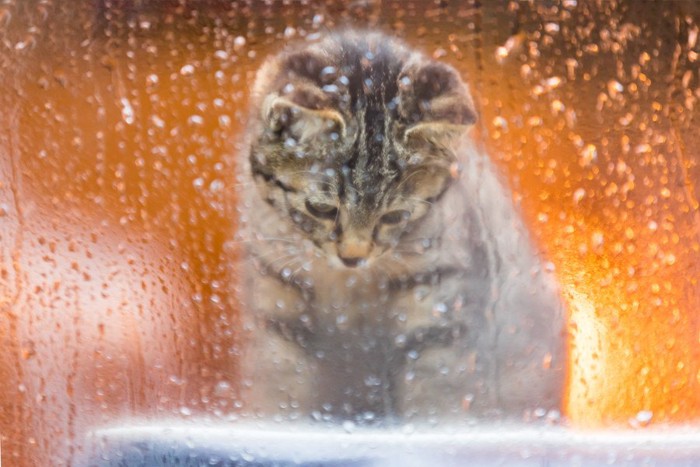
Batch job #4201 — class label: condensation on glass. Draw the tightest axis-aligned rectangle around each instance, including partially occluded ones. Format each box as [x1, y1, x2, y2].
[0, 0, 698, 465]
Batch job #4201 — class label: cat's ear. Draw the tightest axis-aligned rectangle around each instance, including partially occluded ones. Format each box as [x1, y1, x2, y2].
[262, 95, 347, 143]
[402, 164, 453, 202]
[398, 60, 477, 144]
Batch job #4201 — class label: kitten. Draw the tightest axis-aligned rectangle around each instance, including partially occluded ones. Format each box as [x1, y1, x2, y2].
[234, 30, 565, 426]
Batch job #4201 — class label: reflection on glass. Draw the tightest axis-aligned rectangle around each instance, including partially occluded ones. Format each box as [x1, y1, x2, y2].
[0, 0, 698, 465]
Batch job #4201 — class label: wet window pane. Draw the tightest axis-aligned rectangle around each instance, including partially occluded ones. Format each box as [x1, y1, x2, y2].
[0, 0, 699, 465]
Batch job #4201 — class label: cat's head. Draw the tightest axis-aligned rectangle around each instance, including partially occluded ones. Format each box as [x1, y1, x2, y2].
[247, 32, 476, 268]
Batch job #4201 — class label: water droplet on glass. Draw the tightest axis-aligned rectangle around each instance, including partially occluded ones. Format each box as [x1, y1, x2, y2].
[544, 23, 560, 34]
[402, 423, 415, 435]
[546, 410, 562, 424]
[312, 14, 324, 27]
[342, 420, 356, 433]
[607, 79, 624, 98]
[209, 179, 223, 193]
[120, 98, 134, 125]
[492, 116, 508, 129]
[578, 144, 597, 167]
[591, 231, 604, 251]
[544, 76, 562, 90]
[241, 450, 255, 462]
[688, 26, 698, 49]
[364, 375, 381, 387]
[433, 302, 447, 315]
[14, 34, 36, 51]
[233, 35, 246, 52]
[633, 410, 653, 427]
[151, 115, 165, 128]
[551, 99, 565, 114]
[462, 394, 475, 410]
[179, 64, 195, 76]
[188, 115, 204, 126]
[495, 33, 524, 62]
[0, 7, 11, 29]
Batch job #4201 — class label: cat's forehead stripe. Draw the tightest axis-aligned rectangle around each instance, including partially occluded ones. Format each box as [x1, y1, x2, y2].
[339, 39, 402, 205]
[253, 31, 467, 212]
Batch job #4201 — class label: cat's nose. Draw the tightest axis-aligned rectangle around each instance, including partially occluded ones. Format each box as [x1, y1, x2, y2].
[339, 255, 363, 268]
[337, 238, 371, 267]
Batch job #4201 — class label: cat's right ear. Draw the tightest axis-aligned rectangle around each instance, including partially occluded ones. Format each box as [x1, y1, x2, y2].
[262, 95, 346, 144]
[398, 60, 477, 145]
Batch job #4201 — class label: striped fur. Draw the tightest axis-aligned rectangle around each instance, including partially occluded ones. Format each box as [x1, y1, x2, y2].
[246, 31, 475, 262]
[235, 30, 565, 426]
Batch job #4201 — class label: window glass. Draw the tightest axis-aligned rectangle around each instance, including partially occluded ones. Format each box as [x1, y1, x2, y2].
[0, 1, 698, 465]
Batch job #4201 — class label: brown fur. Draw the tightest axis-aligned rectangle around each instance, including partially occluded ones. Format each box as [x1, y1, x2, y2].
[234, 30, 565, 426]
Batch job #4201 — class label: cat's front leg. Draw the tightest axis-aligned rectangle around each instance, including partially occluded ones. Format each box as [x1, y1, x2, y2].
[238, 264, 318, 421]
[393, 265, 565, 423]
[390, 267, 498, 422]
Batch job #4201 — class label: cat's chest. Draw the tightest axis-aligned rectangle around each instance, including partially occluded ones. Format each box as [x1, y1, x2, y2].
[313, 269, 376, 297]
[304, 266, 393, 325]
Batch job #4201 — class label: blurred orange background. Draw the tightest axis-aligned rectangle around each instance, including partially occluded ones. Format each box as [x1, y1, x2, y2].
[0, 0, 699, 465]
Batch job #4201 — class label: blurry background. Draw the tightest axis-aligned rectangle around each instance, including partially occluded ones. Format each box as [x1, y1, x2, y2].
[0, 0, 698, 465]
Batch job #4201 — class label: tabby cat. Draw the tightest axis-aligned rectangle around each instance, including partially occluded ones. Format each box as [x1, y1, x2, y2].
[234, 30, 564, 426]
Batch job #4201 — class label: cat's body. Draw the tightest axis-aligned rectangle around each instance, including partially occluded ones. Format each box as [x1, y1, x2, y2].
[235, 30, 564, 425]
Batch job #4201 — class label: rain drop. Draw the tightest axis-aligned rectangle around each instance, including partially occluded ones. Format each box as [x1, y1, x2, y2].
[233, 35, 246, 52]
[120, 98, 135, 125]
[180, 64, 195, 76]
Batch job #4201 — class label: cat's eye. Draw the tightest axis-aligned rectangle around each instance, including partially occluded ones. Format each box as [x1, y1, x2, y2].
[379, 210, 411, 225]
[305, 199, 338, 220]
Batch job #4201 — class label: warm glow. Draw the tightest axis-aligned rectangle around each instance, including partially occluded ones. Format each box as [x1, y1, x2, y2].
[481, 72, 700, 426]
[566, 286, 607, 426]
[1, 2, 699, 464]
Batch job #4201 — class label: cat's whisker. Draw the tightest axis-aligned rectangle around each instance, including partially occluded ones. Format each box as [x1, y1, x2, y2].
[230, 180, 255, 187]
[229, 179, 263, 191]
[386, 253, 416, 278]
[374, 257, 402, 281]
[397, 236, 441, 248]
[284, 170, 339, 190]
[229, 241, 299, 259]
[251, 250, 304, 270]
[390, 249, 422, 258]
[268, 255, 300, 271]
[275, 257, 305, 282]
[394, 195, 434, 207]
[372, 261, 395, 283]
[263, 246, 305, 262]
[391, 242, 429, 255]
[370, 263, 386, 283]
[392, 168, 428, 194]
[228, 237, 298, 246]
[289, 260, 311, 283]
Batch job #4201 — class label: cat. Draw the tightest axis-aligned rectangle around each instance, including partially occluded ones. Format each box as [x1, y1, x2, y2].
[234, 29, 565, 426]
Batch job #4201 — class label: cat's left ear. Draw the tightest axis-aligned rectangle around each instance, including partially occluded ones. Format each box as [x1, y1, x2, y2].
[262, 94, 347, 144]
[398, 60, 477, 143]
